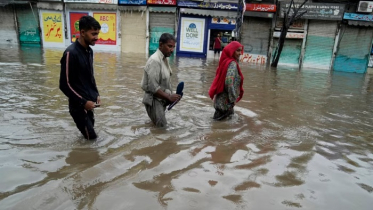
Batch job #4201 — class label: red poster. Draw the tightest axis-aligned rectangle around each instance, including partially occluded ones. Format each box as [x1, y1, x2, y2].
[147, 0, 176, 6]
[246, 4, 277, 12]
[69, 12, 88, 43]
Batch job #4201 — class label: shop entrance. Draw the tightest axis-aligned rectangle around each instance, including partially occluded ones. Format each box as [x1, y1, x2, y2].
[209, 29, 233, 51]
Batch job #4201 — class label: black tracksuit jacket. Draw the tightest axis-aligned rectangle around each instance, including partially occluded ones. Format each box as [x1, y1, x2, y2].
[59, 40, 99, 107]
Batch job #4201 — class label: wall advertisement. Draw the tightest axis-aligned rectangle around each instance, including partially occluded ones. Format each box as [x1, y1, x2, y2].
[93, 13, 116, 45]
[42, 12, 63, 43]
[69, 12, 88, 43]
[179, 17, 205, 53]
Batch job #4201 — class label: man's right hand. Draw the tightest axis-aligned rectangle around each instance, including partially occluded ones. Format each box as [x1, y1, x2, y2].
[168, 94, 181, 103]
[84, 101, 96, 110]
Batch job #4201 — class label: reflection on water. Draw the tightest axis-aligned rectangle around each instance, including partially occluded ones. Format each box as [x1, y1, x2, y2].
[0, 44, 373, 210]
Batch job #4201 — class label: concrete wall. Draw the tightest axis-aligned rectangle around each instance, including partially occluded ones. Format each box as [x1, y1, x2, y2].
[120, 11, 146, 54]
[0, 5, 18, 45]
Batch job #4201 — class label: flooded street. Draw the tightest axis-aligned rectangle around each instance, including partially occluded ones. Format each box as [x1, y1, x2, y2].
[1, 44, 373, 210]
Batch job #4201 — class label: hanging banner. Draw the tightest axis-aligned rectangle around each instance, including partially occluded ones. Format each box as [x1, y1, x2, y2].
[118, 0, 146, 5]
[93, 13, 116, 45]
[69, 12, 88, 43]
[246, 3, 276, 12]
[42, 12, 63, 43]
[179, 17, 205, 53]
[147, 0, 176, 6]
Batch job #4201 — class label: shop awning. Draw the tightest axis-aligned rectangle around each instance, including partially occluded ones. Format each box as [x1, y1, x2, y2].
[348, 20, 373, 27]
[179, 8, 237, 18]
[37, 2, 63, 11]
[118, 6, 146, 12]
[148, 6, 176, 13]
[66, 3, 118, 10]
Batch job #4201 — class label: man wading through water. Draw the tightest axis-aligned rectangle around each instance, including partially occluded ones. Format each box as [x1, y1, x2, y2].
[141, 33, 181, 127]
[59, 16, 101, 140]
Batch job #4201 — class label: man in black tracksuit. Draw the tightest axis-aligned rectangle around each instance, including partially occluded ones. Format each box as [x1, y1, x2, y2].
[59, 16, 101, 140]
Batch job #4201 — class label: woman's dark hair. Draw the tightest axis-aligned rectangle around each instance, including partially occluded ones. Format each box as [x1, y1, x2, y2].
[79, 16, 101, 31]
[159, 33, 176, 44]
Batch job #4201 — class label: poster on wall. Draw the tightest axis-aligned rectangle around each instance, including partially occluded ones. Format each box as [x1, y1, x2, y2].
[149, 27, 174, 55]
[179, 17, 205, 53]
[70, 12, 88, 43]
[93, 13, 116, 45]
[42, 12, 63, 43]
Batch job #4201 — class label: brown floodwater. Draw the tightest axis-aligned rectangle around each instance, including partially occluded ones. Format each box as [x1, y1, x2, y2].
[0, 44, 373, 210]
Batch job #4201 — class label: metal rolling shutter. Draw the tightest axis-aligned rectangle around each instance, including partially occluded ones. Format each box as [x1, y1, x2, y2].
[120, 11, 146, 53]
[0, 5, 18, 44]
[149, 9, 175, 55]
[303, 20, 337, 70]
[273, 38, 302, 67]
[16, 4, 41, 45]
[241, 17, 271, 56]
[333, 25, 373, 73]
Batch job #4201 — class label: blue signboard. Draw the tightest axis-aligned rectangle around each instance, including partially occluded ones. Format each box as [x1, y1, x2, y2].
[177, 0, 238, 11]
[118, 0, 146, 5]
[344, 13, 373, 22]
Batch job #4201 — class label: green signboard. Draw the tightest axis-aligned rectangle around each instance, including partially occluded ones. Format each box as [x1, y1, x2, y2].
[149, 27, 174, 56]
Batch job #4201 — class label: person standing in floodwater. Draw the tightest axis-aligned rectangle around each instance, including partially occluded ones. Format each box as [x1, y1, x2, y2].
[213, 33, 222, 59]
[141, 33, 181, 127]
[209, 41, 244, 120]
[59, 16, 101, 140]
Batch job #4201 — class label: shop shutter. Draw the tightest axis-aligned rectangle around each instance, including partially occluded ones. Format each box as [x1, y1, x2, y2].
[333, 25, 373, 73]
[273, 38, 302, 67]
[121, 11, 146, 53]
[241, 17, 271, 56]
[149, 12, 175, 55]
[0, 5, 18, 44]
[303, 20, 337, 70]
[16, 4, 41, 45]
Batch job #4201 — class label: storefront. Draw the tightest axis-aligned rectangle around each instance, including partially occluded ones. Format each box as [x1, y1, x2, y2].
[147, 0, 177, 56]
[0, 2, 18, 45]
[278, 2, 344, 69]
[65, 0, 120, 51]
[176, 0, 238, 58]
[15, 2, 41, 46]
[333, 13, 373, 74]
[241, 3, 276, 65]
[118, 0, 147, 54]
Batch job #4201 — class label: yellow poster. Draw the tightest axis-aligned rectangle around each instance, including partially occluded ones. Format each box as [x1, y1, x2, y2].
[42, 12, 63, 43]
[93, 13, 116, 45]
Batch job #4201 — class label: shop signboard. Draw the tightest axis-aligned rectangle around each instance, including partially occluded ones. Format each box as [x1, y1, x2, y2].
[280, 2, 345, 20]
[211, 17, 236, 25]
[69, 12, 88, 43]
[273, 31, 305, 39]
[149, 27, 174, 55]
[276, 19, 305, 30]
[179, 17, 205, 53]
[118, 0, 146, 5]
[344, 13, 373, 22]
[93, 13, 116, 45]
[147, 0, 176, 6]
[42, 12, 63, 43]
[64, 0, 118, 3]
[246, 3, 276, 12]
[178, 0, 238, 11]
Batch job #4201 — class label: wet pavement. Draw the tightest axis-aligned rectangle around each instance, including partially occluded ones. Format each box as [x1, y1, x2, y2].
[0, 44, 373, 210]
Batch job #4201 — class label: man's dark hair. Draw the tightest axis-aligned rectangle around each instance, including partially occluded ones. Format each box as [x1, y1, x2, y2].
[79, 16, 101, 31]
[159, 33, 176, 44]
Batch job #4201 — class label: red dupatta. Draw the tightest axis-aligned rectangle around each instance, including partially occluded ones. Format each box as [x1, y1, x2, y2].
[208, 41, 244, 102]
